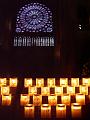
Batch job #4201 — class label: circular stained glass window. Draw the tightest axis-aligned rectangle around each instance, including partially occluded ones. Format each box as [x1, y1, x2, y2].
[16, 3, 53, 32]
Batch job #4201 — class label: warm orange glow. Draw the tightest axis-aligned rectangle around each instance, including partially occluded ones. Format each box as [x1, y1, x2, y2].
[71, 78, 79, 86]
[76, 93, 85, 105]
[47, 78, 55, 87]
[67, 86, 75, 95]
[41, 104, 51, 118]
[36, 78, 44, 87]
[1, 86, 10, 95]
[2, 94, 12, 106]
[24, 78, 32, 87]
[55, 86, 63, 95]
[24, 104, 34, 118]
[28, 86, 37, 95]
[20, 94, 30, 106]
[9, 78, 18, 87]
[48, 94, 57, 106]
[82, 78, 90, 86]
[41, 87, 50, 96]
[60, 78, 68, 87]
[71, 103, 81, 118]
[61, 94, 70, 105]
[56, 104, 66, 118]
[80, 85, 88, 95]
[0, 78, 7, 86]
[33, 94, 42, 106]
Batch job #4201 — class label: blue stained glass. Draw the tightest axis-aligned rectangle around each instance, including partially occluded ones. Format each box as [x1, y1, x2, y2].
[16, 3, 53, 32]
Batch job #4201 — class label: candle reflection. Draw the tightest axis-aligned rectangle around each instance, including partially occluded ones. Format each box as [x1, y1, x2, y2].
[56, 104, 66, 118]
[71, 103, 81, 118]
[41, 104, 51, 118]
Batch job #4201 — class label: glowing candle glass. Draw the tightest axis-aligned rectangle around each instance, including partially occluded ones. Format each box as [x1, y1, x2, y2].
[67, 86, 75, 95]
[24, 104, 34, 118]
[60, 78, 68, 87]
[1, 86, 10, 95]
[61, 94, 70, 105]
[71, 103, 81, 118]
[48, 94, 57, 106]
[41, 87, 50, 96]
[76, 93, 85, 105]
[28, 86, 37, 95]
[33, 94, 42, 106]
[56, 104, 66, 118]
[47, 78, 55, 87]
[24, 78, 32, 87]
[20, 94, 30, 106]
[71, 78, 79, 87]
[36, 78, 44, 87]
[41, 104, 51, 118]
[0, 78, 7, 86]
[82, 78, 90, 86]
[9, 78, 18, 87]
[55, 86, 63, 95]
[2, 94, 12, 106]
[80, 85, 88, 95]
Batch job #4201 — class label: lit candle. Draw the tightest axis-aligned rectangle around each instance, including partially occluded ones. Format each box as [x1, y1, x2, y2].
[67, 86, 75, 95]
[80, 85, 88, 95]
[71, 78, 79, 87]
[28, 86, 37, 95]
[2, 94, 12, 106]
[24, 78, 32, 87]
[56, 104, 66, 118]
[76, 93, 85, 105]
[60, 78, 68, 87]
[55, 86, 63, 95]
[71, 103, 81, 118]
[36, 78, 44, 87]
[47, 78, 55, 87]
[20, 94, 30, 106]
[24, 104, 34, 118]
[9, 78, 18, 87]
[41, 87, 50, 96]
[61, 94, 70, 105]
[41, 104, 51, 118]
[33, 94, 42, 106]
[82, 78, 90, 86]
[1, 86, 10, 95]
[0, 78, 7, 86]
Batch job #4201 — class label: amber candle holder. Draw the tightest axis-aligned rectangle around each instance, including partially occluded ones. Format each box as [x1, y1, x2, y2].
[71, 78, 79, 87]
[48, 94, 57, 106]
[36, 78, 44, 87]
[41, 87, 50, 96]
[47, 78, 55, 87]
[20, 94, 30, 106]
[9, 78, 18, 87]
[60, 78, 68, 87]
[76, 93, 85, 105]
[61, 94, 70, 105]
[2, 94, 12, 106]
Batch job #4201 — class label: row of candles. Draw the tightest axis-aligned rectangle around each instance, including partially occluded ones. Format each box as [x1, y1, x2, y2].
[0, 78, 90, 87]
[24, 78, 90, 87]
[24, 103, 82, 118]
[20, 93, 86, 106]
[0, 93, 86, 106]
[0, 85, 89, 96]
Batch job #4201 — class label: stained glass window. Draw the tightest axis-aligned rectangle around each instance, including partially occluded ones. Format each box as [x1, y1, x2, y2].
[16, 3, 53, 32]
